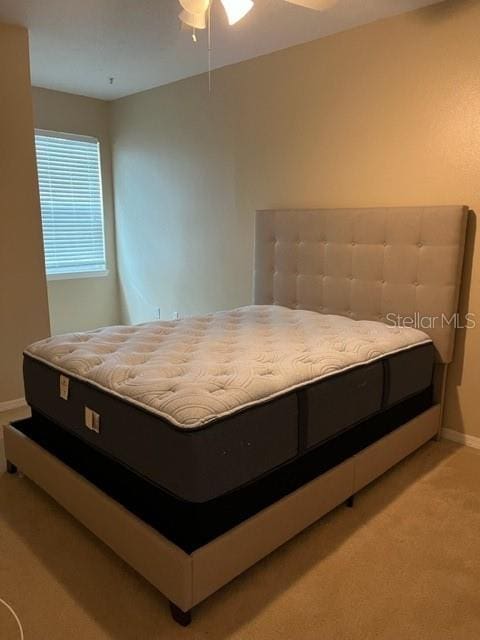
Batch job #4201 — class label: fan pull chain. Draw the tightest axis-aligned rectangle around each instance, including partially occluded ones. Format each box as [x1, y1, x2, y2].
[208, 4, 212, 94]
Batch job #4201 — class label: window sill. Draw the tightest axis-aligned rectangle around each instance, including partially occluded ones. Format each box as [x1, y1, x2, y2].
[47, 270, 110, 282]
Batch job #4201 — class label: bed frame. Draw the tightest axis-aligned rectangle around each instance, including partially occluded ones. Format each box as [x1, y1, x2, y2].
[4, 206, 468, 626]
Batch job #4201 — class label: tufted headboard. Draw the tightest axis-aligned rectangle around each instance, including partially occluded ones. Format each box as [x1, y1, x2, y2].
[254, 206, 468, 363]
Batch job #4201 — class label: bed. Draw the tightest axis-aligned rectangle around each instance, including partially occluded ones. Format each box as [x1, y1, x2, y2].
[4, 205, 468, 626]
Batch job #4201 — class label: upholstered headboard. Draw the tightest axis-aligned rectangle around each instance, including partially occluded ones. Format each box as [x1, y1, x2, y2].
[254, 206, 468, 363]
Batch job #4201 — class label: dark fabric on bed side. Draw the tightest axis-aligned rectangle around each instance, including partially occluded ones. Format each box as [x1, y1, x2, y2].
[24, 356, 299, 503]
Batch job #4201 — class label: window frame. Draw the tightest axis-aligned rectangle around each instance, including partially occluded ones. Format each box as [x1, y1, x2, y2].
[35, 128, 109, 281]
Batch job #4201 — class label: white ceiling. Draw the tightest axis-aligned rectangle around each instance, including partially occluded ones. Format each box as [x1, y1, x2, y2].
[0, 0, 441, 100]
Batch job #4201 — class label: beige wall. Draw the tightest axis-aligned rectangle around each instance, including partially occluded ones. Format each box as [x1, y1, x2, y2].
[0, 24, 51, 403]
[111, 0, 480, 438]
[32, 87, 121, 335]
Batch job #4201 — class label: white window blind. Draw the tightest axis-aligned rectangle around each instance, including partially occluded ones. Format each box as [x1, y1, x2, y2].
[35, 131, 107, 277]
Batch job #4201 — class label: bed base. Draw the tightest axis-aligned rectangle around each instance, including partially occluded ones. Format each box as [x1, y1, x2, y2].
[3, 403, 440, 626]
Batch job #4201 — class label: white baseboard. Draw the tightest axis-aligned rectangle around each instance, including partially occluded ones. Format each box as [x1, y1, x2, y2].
[0, 398, 26, 413]
[442, 428, 480, 450]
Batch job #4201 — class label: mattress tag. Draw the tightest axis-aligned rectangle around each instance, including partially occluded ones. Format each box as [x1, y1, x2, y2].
[59, 375, 70, 400]
[85, 407, 101, 434]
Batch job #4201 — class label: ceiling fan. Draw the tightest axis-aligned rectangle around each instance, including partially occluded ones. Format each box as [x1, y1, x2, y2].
[178, 0, 336, 32]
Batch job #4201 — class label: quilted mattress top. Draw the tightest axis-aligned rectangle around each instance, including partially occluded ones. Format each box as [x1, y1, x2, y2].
[24, 305, 431, 429]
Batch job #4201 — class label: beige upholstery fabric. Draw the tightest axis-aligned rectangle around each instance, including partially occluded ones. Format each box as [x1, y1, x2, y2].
[254, 207, 468, 363]
[190, 404, 439, 607]
[3, 424, 193, 611]
[3, 404, 440, 613]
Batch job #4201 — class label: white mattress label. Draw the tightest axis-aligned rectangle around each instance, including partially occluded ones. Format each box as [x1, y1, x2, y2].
[85, 407, 101, 434]
[59, 374, 69, 401]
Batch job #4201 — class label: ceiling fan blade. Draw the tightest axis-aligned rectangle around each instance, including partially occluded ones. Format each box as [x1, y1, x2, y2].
[284, 0, 337, 10]
[220, 0, 254, 25]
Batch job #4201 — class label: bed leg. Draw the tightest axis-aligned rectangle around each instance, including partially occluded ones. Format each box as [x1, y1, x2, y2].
[346, 495, 355, 508]
[169, 602, 192, 627]
[6, 461, 18, 475]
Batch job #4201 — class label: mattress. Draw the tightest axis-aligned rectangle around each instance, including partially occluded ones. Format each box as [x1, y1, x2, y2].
[23, 305, 434, 502]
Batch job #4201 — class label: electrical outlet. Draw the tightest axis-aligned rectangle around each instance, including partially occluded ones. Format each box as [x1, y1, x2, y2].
[173, 311, 180, 320]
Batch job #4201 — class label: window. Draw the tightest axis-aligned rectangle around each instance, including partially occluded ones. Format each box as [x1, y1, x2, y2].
[35, 130, 107, 278]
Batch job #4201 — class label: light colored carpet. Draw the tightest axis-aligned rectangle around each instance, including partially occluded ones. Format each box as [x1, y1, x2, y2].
[1, 419, 479, 639]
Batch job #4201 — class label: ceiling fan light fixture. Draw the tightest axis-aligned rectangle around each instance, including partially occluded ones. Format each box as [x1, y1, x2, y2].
[220, 0, 254, 26]
[179, 0, 210, 13]
[179, 8, 207, 29]
[284, 0, 337, 8]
